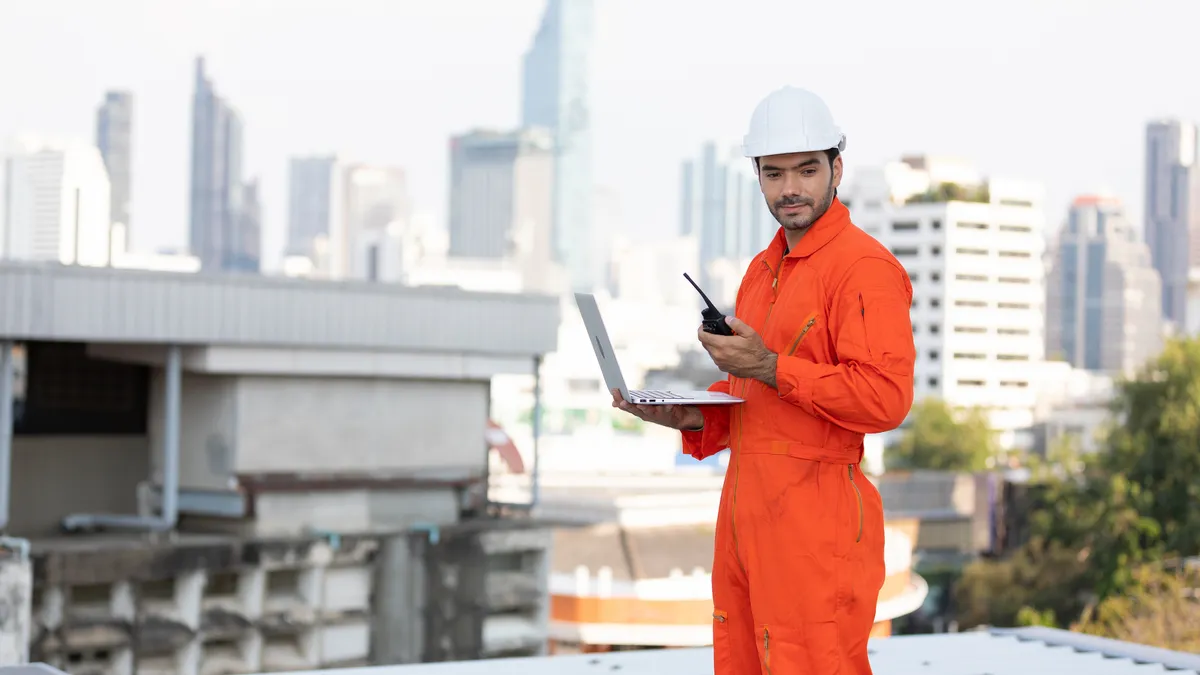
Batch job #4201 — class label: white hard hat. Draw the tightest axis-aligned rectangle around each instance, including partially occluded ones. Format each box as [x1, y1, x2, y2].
[742, 86, 846, 159]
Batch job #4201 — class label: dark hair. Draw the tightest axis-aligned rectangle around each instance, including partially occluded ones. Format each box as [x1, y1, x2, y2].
[754, 147, 840, 172]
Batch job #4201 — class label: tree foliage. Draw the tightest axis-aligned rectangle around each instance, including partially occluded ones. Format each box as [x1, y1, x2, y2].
[953, 338, 1200, 651]
[904, 182, 990, 204]
[1072, 563, 1200, 652]
[890, 397, 994, 472]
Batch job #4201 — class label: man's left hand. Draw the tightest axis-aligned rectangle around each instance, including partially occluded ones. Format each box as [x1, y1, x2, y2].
[698, 317, 778, 387]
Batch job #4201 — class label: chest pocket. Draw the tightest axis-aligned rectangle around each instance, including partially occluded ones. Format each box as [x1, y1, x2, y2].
[766, 264, 833, 364]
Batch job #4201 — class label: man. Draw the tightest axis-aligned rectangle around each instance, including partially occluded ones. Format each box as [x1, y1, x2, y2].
[612, 86, 915, 673]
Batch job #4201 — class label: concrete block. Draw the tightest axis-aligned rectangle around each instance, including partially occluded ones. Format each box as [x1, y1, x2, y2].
[0, 552, 32, 665]
[316, 621, 371, 665]
[320, 568, 371, 616]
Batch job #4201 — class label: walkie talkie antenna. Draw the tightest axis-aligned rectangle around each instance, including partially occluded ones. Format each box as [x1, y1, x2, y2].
[683, 273, 720, 311]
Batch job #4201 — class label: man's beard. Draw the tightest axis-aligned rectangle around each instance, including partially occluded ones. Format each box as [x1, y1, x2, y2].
[770, 183, 835, 230]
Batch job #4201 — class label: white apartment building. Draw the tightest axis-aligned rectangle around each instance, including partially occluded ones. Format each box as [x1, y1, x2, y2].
[1, 136, 112, 266]
[844, 156, 1047, 448]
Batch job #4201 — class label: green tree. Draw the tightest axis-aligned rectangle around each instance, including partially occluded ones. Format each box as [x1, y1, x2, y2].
[1099, 339, 1200, 561]
[889, 397, 994, 471]
[952, 337, 1200, 634]
[954, 537, 1091, 629]
[1072, 563, 1200, 652]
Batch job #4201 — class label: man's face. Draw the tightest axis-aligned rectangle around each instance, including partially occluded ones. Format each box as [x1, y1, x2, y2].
[758, 151, 843, 232]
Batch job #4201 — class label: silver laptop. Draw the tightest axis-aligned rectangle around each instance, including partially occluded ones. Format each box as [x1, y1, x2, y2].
[574, 293, 743, 406]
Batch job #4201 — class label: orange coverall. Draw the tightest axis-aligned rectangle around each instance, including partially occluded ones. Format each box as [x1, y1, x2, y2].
[682, 198, 915, 674]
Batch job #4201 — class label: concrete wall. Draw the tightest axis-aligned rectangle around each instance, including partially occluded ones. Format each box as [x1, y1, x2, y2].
[148, 374, 491, 490]
[9, 436, 148, 537]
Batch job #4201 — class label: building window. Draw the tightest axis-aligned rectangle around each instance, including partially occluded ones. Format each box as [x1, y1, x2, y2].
[931, 246, 942, 255]
[16, 342, 149, 435]
[912, 298, 919, 308]
[955, 247, 989, 255]
[957, 379, 986, 387]
[892, 221, 920, 231]
[931, 220, 942, 230]
[956, 274, 988, 282]
[999, 199, 1034, 207]
[998, 302, 1031, 310]
[1000, 380, 1029, 388]
[931, 272, 942, 282]
[998, 328, 1030, 336]
[956, 222, 988, 230]
[954, 353, 986, 360]
[930, 298, 941, 308]
[998, 250, 1031, 258]
[999, 224, 1032, 233]
[891, 247, 919, 256]
[929, 324, 941, 334]
[955, 299, 987, 307]
[928, 350, 939, 360]
[954, 326, 987, 334]
[997, 354, 1029, 361]
[909, 272, 919, 282]
[998, 276, 1031, 284]
[928, 377, 939, 387]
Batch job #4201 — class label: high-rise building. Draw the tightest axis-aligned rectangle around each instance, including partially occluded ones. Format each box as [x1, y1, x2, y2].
[284, 158, 408, 281]
[448, 129, 554, 262]
[844, 156, 1047, 448]
[521, 0, 596, 291]
[189, 56, 259, 273]
[1, 136, 112, 266]
[1046, 196, 1162, 376]
[679, 142, 773, 292]
[233, 179, 262, 273]
[286, 155, 340, 258]
[339, 163, 408, 280]
[1144, 119, 1200, 326]
[95, 91, 133, 244]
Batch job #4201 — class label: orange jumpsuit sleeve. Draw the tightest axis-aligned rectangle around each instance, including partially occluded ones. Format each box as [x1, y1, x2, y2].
[774, 257, 915, 434]
[680, 378, 733, 460]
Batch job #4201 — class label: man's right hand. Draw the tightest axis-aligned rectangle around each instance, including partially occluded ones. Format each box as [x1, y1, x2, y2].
[610, 389, 705, 432]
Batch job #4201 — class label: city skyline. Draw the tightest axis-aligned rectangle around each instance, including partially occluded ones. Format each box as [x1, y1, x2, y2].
[3, 0, 1200, 272]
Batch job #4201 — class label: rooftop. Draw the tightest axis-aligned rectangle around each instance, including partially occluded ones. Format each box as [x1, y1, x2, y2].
[263, 628, 1200, 675]
[0, 261, 559, 358]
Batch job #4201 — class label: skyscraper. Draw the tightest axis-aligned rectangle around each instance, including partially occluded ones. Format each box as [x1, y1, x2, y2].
[521, 0, 595, 291]
[287, 155, 340, 258]
[337, 163, 409, 280]
[189, 56, 259, 273]
[1144, 119, 1200, 326]
[447, 128, 554, 261]
[1046, 196, 1162, 375]
[679, 142, 772, 289]
[2, 136, 112, 266]
[95, 91, 133, 245]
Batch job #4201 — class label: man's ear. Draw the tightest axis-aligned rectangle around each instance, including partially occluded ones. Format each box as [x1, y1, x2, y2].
[832, 154, 844, 189]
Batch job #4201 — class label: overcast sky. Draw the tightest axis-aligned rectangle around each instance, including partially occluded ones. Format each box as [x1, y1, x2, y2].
[2, 0, 1198, 270]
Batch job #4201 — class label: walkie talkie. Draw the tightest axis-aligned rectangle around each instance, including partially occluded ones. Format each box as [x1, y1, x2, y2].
[683, 273, 735, 336]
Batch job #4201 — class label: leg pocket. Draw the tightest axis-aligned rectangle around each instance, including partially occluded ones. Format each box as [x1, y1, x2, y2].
[755, 623, 842, 675]
[712, 610, 732, 673]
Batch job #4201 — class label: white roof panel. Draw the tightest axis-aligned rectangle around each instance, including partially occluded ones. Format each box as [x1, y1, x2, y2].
[270, 628, 1200, 675]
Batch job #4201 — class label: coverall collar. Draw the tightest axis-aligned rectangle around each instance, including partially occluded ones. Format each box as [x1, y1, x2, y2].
[770, 197, 851, 260]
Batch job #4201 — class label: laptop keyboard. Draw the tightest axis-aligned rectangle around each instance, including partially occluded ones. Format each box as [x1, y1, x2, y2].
[630, 389, 685, 400]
